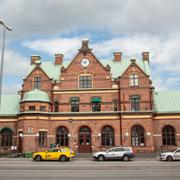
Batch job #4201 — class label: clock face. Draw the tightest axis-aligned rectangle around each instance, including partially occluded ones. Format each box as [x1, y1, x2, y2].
[80, 58, 90, 68]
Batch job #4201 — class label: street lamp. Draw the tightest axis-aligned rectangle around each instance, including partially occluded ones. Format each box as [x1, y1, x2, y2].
[0, 20, 12, 109]
[36, 132, 39, 152]
[68, 118, 73, 162]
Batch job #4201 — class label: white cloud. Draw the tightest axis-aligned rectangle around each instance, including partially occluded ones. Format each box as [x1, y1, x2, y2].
[1, 0, 180, 40]
[2, 83, 21, 95]
[3, 49, 29, 76]
[0, 49, 29, 94]
[22, 38, 81, 58]
[1, 0, 180, 92]
[21, 34, 180, 91]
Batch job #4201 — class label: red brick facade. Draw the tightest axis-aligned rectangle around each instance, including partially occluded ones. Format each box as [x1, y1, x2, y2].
[0, 40, 180, 154]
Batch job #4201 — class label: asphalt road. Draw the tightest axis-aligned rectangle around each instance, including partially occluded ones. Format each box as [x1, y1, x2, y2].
[0, 158, 180, 180]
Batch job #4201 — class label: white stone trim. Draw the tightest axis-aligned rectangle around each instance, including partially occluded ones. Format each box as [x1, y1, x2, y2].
[153, 134, 161, 137]
[38, 129, 48, 132]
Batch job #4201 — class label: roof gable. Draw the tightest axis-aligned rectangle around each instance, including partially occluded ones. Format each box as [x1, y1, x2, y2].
[101, 59, 149, 79]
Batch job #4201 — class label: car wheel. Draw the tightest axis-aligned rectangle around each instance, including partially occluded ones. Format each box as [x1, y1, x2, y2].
[98, 155, 105, 161]
[35, 155, 42, 161]
[166, 156, 173, 161]
[123, 155, 130, 161]
[59, 155, 67, 162]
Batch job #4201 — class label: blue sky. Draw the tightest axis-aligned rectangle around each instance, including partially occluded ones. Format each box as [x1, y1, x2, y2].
[0, 0, 180, 94]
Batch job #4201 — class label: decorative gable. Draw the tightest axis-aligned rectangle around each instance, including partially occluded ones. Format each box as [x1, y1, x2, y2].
[59, 40, 113, 89]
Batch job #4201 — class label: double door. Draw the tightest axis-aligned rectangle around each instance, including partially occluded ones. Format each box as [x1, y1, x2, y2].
[78, 126, 91, 153]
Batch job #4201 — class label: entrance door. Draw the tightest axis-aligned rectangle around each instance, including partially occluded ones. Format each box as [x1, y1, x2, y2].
[78, 126, 91, 153]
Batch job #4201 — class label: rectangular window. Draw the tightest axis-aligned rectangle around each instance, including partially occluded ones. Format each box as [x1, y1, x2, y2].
[131, 96, 140, 111]
[40, 106, 46, 111]
[29, 106, 35, 111]
[130, 74, 138, 86]
[38, 131, 47, 147]
[113, 99, 118, 111]
[79, 76, 92, 88]
[34, 77, 41, 89]
[92, 97, 101, 112]
[27, 127, 33, 133]
[54, 101, 59, 112]
[71, 97, 79, 112]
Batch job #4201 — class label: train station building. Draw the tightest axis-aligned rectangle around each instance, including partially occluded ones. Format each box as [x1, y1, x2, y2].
[0, 40, 180, 153]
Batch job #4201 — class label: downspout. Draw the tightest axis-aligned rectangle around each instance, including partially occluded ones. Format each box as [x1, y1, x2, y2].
[118, 78, 122, 146]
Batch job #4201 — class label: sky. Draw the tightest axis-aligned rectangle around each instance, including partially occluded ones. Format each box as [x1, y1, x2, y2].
[0, 0, 180, 94]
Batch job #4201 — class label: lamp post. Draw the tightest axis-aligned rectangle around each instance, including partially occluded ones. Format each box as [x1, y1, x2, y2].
[0, 20, 12, 109]
[36, 132, 39, 152]
[19, 133, 24, 154]
[68, 118, 73, 162]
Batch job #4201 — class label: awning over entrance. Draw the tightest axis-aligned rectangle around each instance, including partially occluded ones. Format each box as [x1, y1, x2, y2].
[91, 97, 101, 103]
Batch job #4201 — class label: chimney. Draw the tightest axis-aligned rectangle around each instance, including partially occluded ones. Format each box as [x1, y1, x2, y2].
[82, 39, 89, 49]
[78, 39, 92, 54]
[31, 55, 41, 65]
[113, 52, 122, 61]
[55, 54, 63, 65]
[142, 52, 149, 61]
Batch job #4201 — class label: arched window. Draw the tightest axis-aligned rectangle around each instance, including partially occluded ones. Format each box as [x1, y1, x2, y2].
[101, 126, 114, 146]
[56, 127, 68, 146]
[130, 95, 140, 111]
[162, 125, 176, 145]
[131, 125, 145, 146]
[129, 74, 138, 86]
[1, 128, 13, 147]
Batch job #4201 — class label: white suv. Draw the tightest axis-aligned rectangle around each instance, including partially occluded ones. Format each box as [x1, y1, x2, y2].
[159, 147, 180, 161]
[93, 147, 135, 161]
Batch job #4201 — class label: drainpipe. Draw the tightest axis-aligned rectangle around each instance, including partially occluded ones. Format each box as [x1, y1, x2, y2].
[118, 78, 123, 146]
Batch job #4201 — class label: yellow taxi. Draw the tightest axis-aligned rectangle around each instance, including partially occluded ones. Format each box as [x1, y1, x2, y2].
[32, 147, 75, 161]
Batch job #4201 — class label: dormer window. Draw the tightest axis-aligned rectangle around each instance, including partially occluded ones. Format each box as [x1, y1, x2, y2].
[130, 74, 138, 86]
[34, 77, 41, 89]
[79, 75, 92, 88]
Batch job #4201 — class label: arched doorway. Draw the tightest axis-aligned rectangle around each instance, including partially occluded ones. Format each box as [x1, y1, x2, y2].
[78, 126, 91, 153]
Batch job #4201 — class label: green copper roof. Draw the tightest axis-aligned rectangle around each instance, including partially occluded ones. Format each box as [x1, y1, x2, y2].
[154, 91, 180, 113]
[24, 61, 70, 81]
[22, 89, 50, 102]
[25, 58, 150, 81]
[0, 95, 20, 115]
[101, 59, 150, 79]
